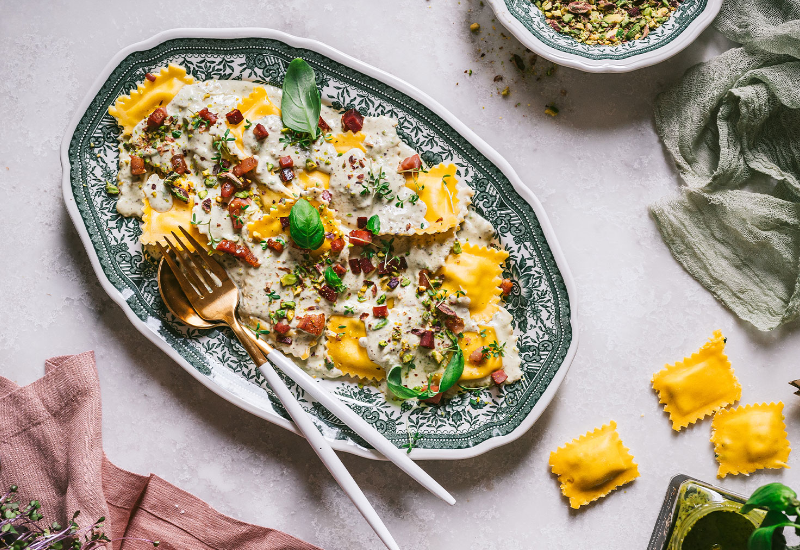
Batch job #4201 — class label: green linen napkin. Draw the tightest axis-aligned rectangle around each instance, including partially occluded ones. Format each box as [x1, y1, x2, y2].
[650, 0, 800, 330]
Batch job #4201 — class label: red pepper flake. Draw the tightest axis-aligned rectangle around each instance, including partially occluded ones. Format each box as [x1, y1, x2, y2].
[253, 123, 269, 140]
[278, 156, 294, 169]
[277, 335, 293, 345]
[145, 72, 157, 82]
[373, 305, 389, 318]
[349, 230, 372, 246]
[147, 107, 168, 129]
[321, 190, 332, 202]
[226, 109, 244, 125]
[197, 108, 217, 125]
[201, 198, 212, 213]
[216, 239, 260, 267]
[349, 258, 362, 274]
[341, 109, 364, 133]
[279, 216, 290, 229]
[491, 369, 508, 385]
[171, 154, 188, 175]
[130, 155, 145, 176]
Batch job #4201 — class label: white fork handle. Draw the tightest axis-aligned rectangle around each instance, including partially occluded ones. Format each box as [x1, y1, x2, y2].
[266, 348, 455, 506]
[258, 360, 400, 550]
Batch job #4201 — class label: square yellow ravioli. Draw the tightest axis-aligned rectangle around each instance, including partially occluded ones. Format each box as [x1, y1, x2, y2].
[652, 330, 741, 430]
[549, 421, 639, 509]
[711, 402, 791, 478]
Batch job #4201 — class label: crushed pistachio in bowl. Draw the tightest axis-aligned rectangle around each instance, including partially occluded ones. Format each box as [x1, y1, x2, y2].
[535, 0, 684, 45]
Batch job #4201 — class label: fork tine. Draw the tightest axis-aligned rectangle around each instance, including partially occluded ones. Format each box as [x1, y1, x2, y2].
[165, 234, 210, 294]
[178, 226, 229, 280]
[171, 230, 217, 289]
[157, 242, 202, 304]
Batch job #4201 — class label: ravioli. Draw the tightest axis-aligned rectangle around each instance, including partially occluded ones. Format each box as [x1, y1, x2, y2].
[651, 330, 741, 430]
[109, 65, 194, 135]
[140, 195, 206, 247]
[549, 421, 639, 509]
[326, 316, 384, 380]
[711, 402, 791, 478]
[458, 327, 503, 380]
[111, 67, 521, 395]
[228, 86, 281, 152]
[440, 243, 509, 323]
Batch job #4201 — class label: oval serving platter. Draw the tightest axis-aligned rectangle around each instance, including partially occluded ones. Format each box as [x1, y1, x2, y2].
[61, 28, 578, 460]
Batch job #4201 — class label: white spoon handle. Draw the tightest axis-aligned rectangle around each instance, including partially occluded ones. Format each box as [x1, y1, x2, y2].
[257, 360, 400, 550]
[265, 348, 455, 506]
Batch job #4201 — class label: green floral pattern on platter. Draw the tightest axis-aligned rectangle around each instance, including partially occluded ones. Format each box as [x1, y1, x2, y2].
[504, 0, 707, 60]
[66, 37, 572, 453]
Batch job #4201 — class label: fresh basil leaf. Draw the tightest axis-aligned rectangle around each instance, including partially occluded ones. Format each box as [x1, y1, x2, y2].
[387, 366, 425, 400]
[281, 58, 321, 137]
[324, 266, 346, 293]
[366, 215, 381, 234]
[748, 523, 800, 550]
[742, 483, 800, 515]
[289, 198, 325, 249]
[761, 510, 792, 529]
[438, 347, 464, 394]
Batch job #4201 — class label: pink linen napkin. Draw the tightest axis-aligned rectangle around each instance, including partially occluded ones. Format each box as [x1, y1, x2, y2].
[0, 351, 321, 550]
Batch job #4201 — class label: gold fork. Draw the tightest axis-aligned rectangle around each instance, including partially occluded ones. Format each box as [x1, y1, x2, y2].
[157, 227, 399, 550]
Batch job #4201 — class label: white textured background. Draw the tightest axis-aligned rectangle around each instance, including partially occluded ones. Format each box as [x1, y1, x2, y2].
[1, 1, 798, 549]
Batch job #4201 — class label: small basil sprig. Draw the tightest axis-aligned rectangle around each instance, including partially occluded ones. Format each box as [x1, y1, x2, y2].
[386, 331, 464, 401]
[324, 266, 346, 293]
[740, 482, 800, 550]
[366, 215, 380, 234]
[281, 58, 321, 137]
[289, 199, 324, 249]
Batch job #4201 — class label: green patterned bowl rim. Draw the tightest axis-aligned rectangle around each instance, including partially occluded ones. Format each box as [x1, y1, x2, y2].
[487, 0, 722, 72]
[61, 28, 579, 460]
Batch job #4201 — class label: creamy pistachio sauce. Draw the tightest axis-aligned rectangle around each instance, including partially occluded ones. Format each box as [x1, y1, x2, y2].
[114, 77, 521, 398]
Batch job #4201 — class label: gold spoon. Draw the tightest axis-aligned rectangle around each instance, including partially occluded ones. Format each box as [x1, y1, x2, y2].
[156, 256, 455, 508]
[158, 258, 219, 330]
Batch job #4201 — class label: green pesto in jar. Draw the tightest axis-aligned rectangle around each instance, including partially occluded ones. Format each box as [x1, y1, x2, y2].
[680, 510, 755, 550]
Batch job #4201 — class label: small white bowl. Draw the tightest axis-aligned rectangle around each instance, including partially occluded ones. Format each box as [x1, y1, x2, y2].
[487, 0, 723, 73]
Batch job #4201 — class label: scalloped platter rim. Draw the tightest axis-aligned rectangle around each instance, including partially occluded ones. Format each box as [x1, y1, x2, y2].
[487, 0, 723, 73]
[61, 28, 579, 460]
